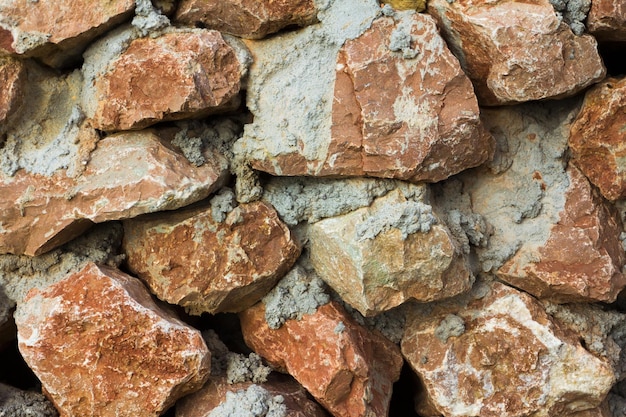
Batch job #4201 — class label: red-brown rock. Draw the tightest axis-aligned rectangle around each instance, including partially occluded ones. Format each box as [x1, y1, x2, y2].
[401, 280, 616, 417]
[239, 301, 403, 417]
[0, 0, 135, 68]
[176, 375, 327, 417]
[0, 130, 228, 256]
[587, 0, 626, 41]
[15, 262, 211, 417]
[569, 76, 626, 201]
[87, 29, 243, 132]
[0, 56, 25, 127]
[122, 200, 300, 315]
[174, 0, 318, 39]
[427, 0, 606, 105]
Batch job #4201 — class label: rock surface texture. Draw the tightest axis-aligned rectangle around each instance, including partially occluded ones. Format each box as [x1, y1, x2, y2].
[123, 200, 300, 314]
[427, 0, 606, 105]
[587, 0, 626, 41]
[0, 56, 25, 128]
[15, 263, 211, 417]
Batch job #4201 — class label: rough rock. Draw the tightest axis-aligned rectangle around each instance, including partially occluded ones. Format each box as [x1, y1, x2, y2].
[441, 99, 626, 303]
[0, 383, 58, 417]
[587, 0, 626, 41]
[0, 0, 135, 68]
[176, 376, 327, 417]
[236, 5, 493, 182]
[427, 0, 606, 105]
[569, 77, 626, 201]
[0, 56, 25, 129]
[239, 301, 403, 417]
[174, 0, 318, 39]
[307, 185, 472, 316]
[82, 27, 245, 132]
[14, 262, 211, 417]
[0, 130, 228, 256]
[122, 199, 300, 315]
[401, 280, 616, 417]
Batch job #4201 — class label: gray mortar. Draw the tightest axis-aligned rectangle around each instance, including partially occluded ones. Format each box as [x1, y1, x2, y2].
[0, 223, 124, 305]
[132, 0, 170, 37]
[355, 198, 435, 241]
[13, 31, 50, 54]
[336, 295, 408, 344]
[262, 177, 396, 226]
[210, 188, 237, 223]
[388, 11, 420, 59]
[172, 128, 206, 167]
[549, 0, 591, 36]
[0, 383, 58, 417]
[208, 385, 287, 417]
[263, 264, 330, 329]
[434, 314, 466, 343]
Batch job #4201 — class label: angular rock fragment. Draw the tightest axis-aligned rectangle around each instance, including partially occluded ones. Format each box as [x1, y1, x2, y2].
[240, 301, 403, 417]
[236, 5, 493, 182]
[82, 27, 246, 131]
[569, 77, 626, 201]
[122, 197, 300, 315]
[587, 0, 626, 41]
[401, 280, 616, 417]
[308, 185, 472, 316]
[0, 0, 135, 68]
[428, 0, 606, 105]
[0, 56, 25, 129]
[15, 262, 211, 417]
[0, 130, 228, 256]
[174, 0, 318, 39]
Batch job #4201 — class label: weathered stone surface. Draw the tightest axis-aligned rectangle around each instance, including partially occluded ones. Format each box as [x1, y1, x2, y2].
[240, 301, 403, 417]
[0, 130, 228, 256]
[0, 0, 135, 68]
[15, 262, 211, 417]
[83, 28, 244, 132]
[174, 0, 318, 39]
[587, 0, 626, 41]
[236, 6, 493, 182]
[176, 375, 327, 417]
[0, 383, 59, 417]
[122, 199, 300, 315]
[308, 185, 472, 316]
[427, 0, 606, 105]
[439, 99, 626, 303]
[569, 77, 626, 201]
[0, 56, 25, 128]
[401, 280, 616, 417]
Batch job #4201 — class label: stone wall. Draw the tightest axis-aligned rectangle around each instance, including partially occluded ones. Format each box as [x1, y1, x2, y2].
[1, 0, 626, 416]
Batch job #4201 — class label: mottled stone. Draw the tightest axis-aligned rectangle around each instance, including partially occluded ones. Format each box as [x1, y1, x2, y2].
[240, 301, 403, 417]
[174, 0, 318, 39]
[587, 0, 626, 41]
[0, 0, 135, 68]
[401, 280, 616, 417]
[308, 186, 472, 316]
[428, 0, 606, 105]
[569, 77, 626, 201]
[122, 200, 300, 315]
[0, 130, 228, 256]
[236, 7, 493, 182]
[15, 263, 211, 417]
[85, 29, 244, 132]
[0, 56, 25, 128]
[176, 375, 327, 417]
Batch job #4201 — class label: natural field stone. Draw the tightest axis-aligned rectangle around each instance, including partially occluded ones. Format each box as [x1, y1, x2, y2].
[0, 56, 25, 128]
[15, 262, 211, 417]
[174, 0, 318, 39]
[308, 185, 472, 316]
[0, 130, 228, 256]
[427, 0, 606, 105]
[569, 76, 626, 201]
[83, 28, 245, 132]
[0, 0, 135, 68]
[587, 0, 626, 41]
[401, 280, 616, 417]
[236, 4, 493, 182]
[240, 301, 403, 417]
[123, 199, 300, 315]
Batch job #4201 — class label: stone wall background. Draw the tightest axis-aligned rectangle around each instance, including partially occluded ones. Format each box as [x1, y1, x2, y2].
[1, 0, 626, 416]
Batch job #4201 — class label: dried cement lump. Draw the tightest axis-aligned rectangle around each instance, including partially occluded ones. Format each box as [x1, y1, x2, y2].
[263, 265, 330, 329]
[209, 188, 237, 223]
[0, 383, 58, 417]
[208, 385, 287, 417]
[549, 0, 591, 35]
[434, 314, 466, 343]
[132, 0, 170, 37]
[262, 177, 396, 226]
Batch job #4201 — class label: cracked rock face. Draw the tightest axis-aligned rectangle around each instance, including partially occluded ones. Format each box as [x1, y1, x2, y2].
[15, 263, 211, 417]
[401, 280, 616, 417]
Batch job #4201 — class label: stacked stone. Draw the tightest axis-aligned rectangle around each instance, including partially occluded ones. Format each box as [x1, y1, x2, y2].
[1, 0, 626, 416]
